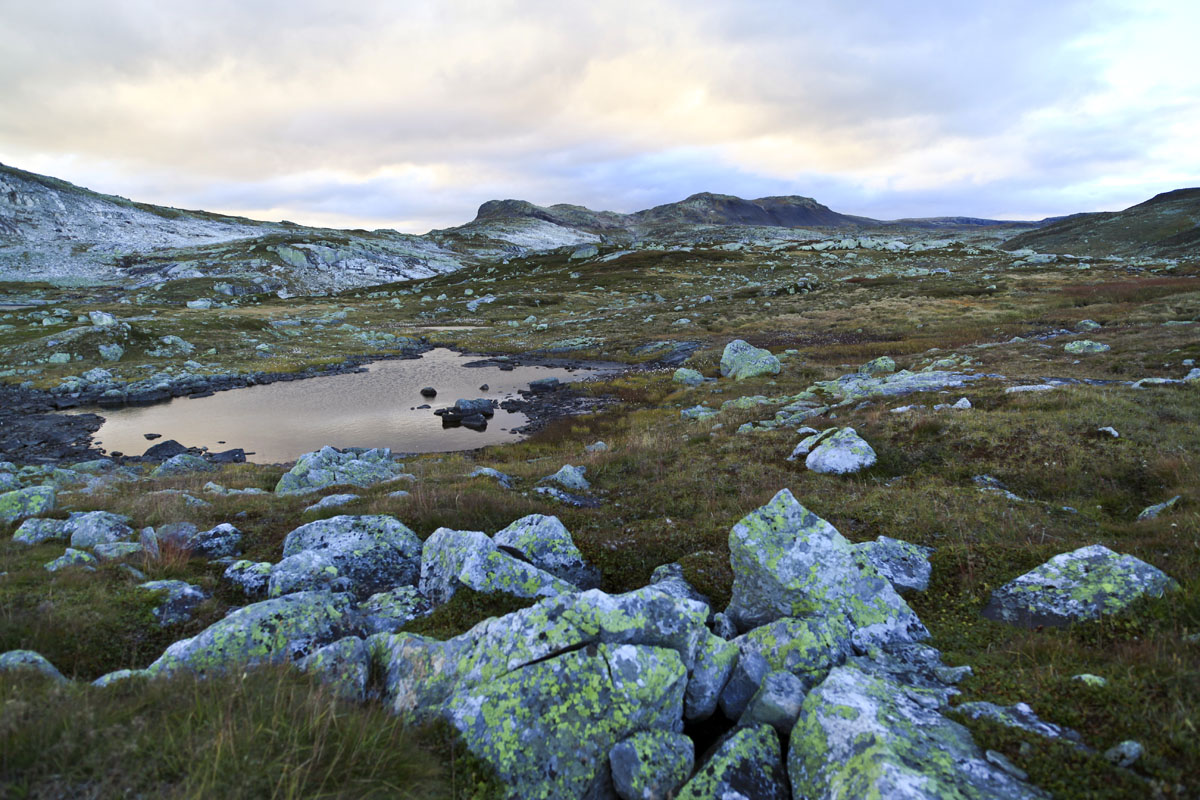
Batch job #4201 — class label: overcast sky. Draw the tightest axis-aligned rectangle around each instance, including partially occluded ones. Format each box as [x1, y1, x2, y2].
[2, 0, 1197, 232]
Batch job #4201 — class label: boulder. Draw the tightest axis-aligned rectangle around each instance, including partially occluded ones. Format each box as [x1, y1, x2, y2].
[281, 515, 422, 599]
[269, 551, 344, 597]
[725, 489, 928, 650]
[224, 559, 273, 598]
[859, 356, 897, 375]
[740, 669, 807, 733]
[93, 542, 143, 561]
[1137, 495, 1180, 521]
[0, 650, 68, 683]
[0, 485, 56, 524]
[676, 725, 788, 800]
[151, 453, 215, 477]
[494, 514, 600, 589]
[419, 527, 577, 606]
[64, 511, 135, 549]
[787, 428, 837, 461]
[275, 446, 405, 494]
[853, 536, 934, 594]
[185, 523, 243, 558]
[44, 547, 98, 572]
[443, 643, 687, 800]
[1064, 340, 1109, 354]
[684, 632, 738, 721]
[148, 591, 357, 677]
[805, 427, 876, 475]
[468, 467, 515, 488]
[673, 368, 707, 387]
[954, 701, 1086, 747]
[609, 729, 694, 800]
[720, 340, 781, 381]
[13, 517, 68, 545]
[143, 439, 187, 460]
[789, 663, 1049, 799]
[140, 580, 210, 626]
[648, 563, 711, 611]
[982, 544, 1178, 628]
[303, 493, 359, 513]
[298, 636, 370, 702]
[539, 464, 590, 492]
[357, 586, 429, 635]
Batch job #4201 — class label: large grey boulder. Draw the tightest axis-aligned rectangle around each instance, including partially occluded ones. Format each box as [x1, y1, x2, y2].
[676, 725, 788, 800]
[148, 591, 357, 677]
[281, 515, 422, 599]
[373, 587, 709, 720]
[720, 339, 781, 381]
[13, 517, 68, 545]
[275, 446, 406, 494]
[269, 551, 344, 598]
[789, 663, 1049, 799]
[298, 636, 370, 702]
[140, 580, 210, 626]
[357, 586, 429, 635]
[725, 489, 927, 650]
[673, 367, 707, 387]
[859, 356, 896, 375]
[64, 511, 134, 549]
[443, 643, 687, 800]
[982, 544, 1178, 627]
[151, 453, 214, 478]
[684, 632, 738, 721]
[419, 527, 578, 606]
[185, 523, 243, 558]
[539, 464, 590, 492]
[494, 514, 600, 589]
[853, 536, 934, 594]
[609, 729, 694, 800]
[740, 669, 807, 733]
[805, 427, 877, 475]
[44, 547, 98, 572]
[0, 485, 56, 524]
[224, 560, 273, 598]
[0, 650, 68, 682]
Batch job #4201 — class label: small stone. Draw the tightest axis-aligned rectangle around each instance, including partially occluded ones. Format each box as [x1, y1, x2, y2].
[44, 548, 98, 572]
[1104, 740, 1143, 768]
[1064, 340, 1110, 354]
[1137, 495, 1181, 521]
[1072, 673, 1107, 687]
[0, 650, 68, 682]
[1098, 426, 1119, 438]
[539, 464, 590, 492]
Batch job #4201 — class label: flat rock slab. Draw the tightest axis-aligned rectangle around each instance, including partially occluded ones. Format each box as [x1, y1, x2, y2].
[982, 544, 1178, 628]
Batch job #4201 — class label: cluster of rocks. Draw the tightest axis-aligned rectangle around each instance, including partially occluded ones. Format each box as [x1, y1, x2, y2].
[787, 427, 877, 475]
[434, 397, 498, 431]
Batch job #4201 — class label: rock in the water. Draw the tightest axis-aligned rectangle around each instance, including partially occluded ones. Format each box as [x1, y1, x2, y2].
[298, 636, 369, 701]
[151, 453, 215, 477]
[0, 650, 68, 682]
[1064, 340, 1110, 354]
[790, 663, 1049, 799]
[609, 729, 694, 800]
[13, 517, 68, 545]
[64, 511, 134, 549]
[275, 446, 405, 494]
[720, 339, 781, 381]
[982, 544, 1178, 627]
[805, 427, 876, 475]
[143, 439, 188, 460]
[443, 643, 687, 800]
[148, 591, 357, 677]
[494, 514, 600, 589]
[224, 560, 273, 598]
[140, 580, 210, 626]
[281, 515, 422, 599]
[853, 536, 934, 594]
[726, 489, 927, 649]
[419, 527, 578, 606]
[676, 724, 788, 800]
[0, 485, 56, 524]
[539, 464, 590, 492]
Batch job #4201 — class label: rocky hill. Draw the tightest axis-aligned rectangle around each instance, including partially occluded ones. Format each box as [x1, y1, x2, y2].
[1001, 188, 1200, 258]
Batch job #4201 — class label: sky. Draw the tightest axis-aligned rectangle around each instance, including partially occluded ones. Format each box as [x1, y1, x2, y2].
[1, 0, 1198, 233]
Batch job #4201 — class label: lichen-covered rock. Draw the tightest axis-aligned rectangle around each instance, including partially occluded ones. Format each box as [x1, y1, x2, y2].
[298, 636, 369, 702]
[789, 664, 1049, 799]
[92, 668, 149, 687]
[420, 527, 577, 606]
[982, 544, 1178, 628]
[676, 724, 788, 800]
[805, 427, 877, 474]
[140, 580, 210, 626]
[494, 514, 600, 589]
[275, 446, 405, 493]
[740, 669, 807, 733]
[539, 464, 590, 492]
[148, 591, 356, 677]
[281, 515, 421, 599]
[859, 356, 897, 375]
[813, 369, 981, 402]
[673, 367, 707, 387]
[787, 428, 837, 461]
[954, 701, 1086, 747]
[1064, 339, 1110, 354]
[269, 550, 344, 597]
[609, 729, 694, 800]
[13, 517, 68, 545]
[443, 643, 687, 800]
[853, 535, 934, 594]
[468, 467, 515, 488]
[224, 559, 273, 598]
[44, 547, 98, 572]
[185, 523, 243, 558]
[303, 493, 359, 513]
[720, 339, 781, 381]
[358, 586, 429, 635]
[150, 453, 214, 477]
[0, 649, 68, 682]
[0, 485, 56, 524]
[64, 510, 135, 549]
[685, 632, 738, 721]
[1137, 495, 1180, 521]
[374, 587, 709, 719]
[726, 489, 927, 651]
[93, 541, 143, 561]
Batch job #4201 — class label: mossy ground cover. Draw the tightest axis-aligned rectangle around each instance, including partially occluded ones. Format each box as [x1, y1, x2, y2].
[2, 238, 1198, 796]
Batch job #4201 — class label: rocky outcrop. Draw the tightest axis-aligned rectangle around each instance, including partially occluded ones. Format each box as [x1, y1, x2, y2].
[275, 446, 407, 494]
[280, 515, 422, 599]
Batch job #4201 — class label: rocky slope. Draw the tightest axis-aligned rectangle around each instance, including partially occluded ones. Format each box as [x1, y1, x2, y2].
[1002, 188, 1200, 258]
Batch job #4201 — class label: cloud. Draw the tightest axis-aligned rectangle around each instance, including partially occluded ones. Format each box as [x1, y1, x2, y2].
[1, 0, 1196, 231]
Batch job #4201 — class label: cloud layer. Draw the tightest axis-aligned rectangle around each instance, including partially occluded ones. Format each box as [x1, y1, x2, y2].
[2, 0, 1197, 231]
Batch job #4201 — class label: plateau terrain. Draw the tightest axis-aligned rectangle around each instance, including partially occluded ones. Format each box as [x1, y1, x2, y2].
[1, 164, 1198, 799]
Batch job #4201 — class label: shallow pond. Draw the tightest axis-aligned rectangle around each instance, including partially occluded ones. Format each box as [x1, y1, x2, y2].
[88, 348, 621, 463]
